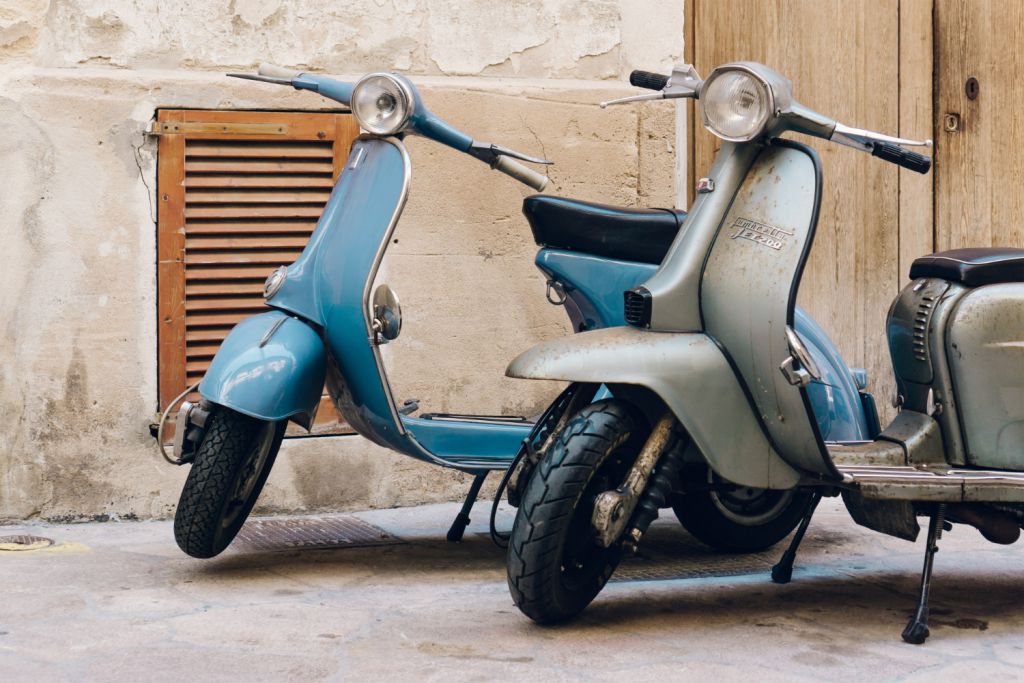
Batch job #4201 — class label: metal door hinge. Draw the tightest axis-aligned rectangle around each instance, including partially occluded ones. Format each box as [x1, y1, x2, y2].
[146, 121, 291, 136]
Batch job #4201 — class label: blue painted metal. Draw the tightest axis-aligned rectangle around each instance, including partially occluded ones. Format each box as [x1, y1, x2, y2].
[199, 311, 326, 429]
[269, 138, 414, 454]
[400, 416, 532, 466]
[795, 308, 872, 442]
[292, 74, 354, 106]
[537, 250, 657, 329]
[290, 72, 474, 153]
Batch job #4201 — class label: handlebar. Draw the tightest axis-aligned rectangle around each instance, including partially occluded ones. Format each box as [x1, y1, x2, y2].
[231, 63, 553, 191]
[629, 70, 669, 91]
[871, 141, 931, 174]
[492, 156, 549, 191]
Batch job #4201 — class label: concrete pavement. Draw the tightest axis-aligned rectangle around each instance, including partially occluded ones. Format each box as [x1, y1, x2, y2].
[3, 498, 1024, 681]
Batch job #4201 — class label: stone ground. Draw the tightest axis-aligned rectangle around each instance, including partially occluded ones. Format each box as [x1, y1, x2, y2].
[3, 497, 1024, 682]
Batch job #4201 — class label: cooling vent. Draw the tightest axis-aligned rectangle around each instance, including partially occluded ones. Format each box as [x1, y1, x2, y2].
[624, 287, 652, 327]
[913, 295, 936, 362]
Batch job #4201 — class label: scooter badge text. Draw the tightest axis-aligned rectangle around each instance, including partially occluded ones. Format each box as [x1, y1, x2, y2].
[729, 216, 793, 251]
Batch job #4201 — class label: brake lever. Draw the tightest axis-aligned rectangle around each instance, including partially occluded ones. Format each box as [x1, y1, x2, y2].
[831, 123, 933, 152]
[227, 73, 293, 86]
[600, 92, 666, 108]
[600, 63, 702, 108]
[468, 141, 552, 165]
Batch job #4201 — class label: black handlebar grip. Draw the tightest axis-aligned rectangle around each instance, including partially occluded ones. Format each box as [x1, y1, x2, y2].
[629, 70, 670, 91]
[871, 141, 932, 174]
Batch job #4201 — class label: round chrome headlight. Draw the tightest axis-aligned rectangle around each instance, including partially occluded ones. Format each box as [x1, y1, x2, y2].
[351, 73, 414, 136]
[700, 68, 773, 142]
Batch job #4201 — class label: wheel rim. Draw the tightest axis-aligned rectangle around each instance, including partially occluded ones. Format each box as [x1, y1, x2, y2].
[707, 472, 795, 526]
[559, 440, 635, 592]
[221, 421, 277, 530]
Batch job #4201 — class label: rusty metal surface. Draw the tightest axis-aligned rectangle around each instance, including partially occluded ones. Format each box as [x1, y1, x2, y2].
[592, 412, 676, 548]
[840, 464, 1024, 502]
[504, 325, 800, 489]
[233, 516, 401, 552]
[701, 143, 834, 480]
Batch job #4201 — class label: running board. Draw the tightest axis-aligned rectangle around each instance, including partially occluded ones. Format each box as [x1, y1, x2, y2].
[417, 413, 533, 425]
[837, 464, 1024, 503]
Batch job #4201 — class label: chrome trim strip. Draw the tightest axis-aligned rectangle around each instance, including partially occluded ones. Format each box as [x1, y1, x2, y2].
[360, 135, 411, 436]
[258, 315, 287, 348]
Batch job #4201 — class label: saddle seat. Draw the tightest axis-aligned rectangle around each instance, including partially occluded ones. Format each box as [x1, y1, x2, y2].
[522, 195, 686, 265]
[910, 248, 1024, 287]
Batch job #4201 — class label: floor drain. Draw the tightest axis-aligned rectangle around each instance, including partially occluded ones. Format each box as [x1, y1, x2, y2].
[0, 535, 55, 552]
[613, 525, 774, 583]
[234, 516, 401, 552]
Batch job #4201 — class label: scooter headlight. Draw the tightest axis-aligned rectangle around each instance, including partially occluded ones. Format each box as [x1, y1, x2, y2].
[700, 68, 773, 142]
[351, 73, 414, 136]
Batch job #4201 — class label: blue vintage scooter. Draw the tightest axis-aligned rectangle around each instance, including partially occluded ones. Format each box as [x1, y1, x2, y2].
[159, 64, 876, 559]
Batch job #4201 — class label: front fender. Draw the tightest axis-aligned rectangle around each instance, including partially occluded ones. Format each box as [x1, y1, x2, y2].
[507, 327, 801, 489]
[199, 311, 326, 429]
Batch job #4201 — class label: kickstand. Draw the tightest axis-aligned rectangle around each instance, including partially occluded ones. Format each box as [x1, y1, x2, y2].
[446, 472, 488, 543]
[902, 503, 947, 645]
[771, 491, 822, 584]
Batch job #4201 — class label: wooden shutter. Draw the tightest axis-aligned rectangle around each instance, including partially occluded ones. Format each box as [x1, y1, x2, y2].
[157, 109, 360, 435]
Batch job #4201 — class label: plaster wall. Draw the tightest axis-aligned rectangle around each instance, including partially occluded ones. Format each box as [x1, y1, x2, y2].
[0, 0, 682, 521]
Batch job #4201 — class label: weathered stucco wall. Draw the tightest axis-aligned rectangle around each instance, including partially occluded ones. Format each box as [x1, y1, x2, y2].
[0, 0, 682, 521]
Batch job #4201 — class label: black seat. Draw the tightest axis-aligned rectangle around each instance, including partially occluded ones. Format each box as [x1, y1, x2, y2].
[522, 195, 686, 265]
[909, 248, 1024, 287]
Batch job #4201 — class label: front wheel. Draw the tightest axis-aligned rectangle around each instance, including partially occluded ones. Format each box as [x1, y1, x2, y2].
[671, 466, 810, 552]
[506, 399, 644, 624]
[174, 408, 285, 558]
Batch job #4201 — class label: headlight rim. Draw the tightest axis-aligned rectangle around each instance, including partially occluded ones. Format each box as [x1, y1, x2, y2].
[351, 72, 415, 137]
[699, 65, 775, 143]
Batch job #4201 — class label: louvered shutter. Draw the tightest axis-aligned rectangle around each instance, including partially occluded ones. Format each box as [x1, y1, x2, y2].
[157, 109, 360, 435]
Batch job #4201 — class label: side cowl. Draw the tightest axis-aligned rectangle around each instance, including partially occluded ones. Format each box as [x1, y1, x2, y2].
[506, 326, 802, 489]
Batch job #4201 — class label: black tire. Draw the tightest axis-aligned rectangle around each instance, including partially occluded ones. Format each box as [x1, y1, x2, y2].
[507, 399, 644, 624]
[174, 409, 285, 558]
[671, 466, 810, 552]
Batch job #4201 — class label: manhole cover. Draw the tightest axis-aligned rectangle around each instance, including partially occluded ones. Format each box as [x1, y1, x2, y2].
[234, 516, 401, 552]
[0, 535, 55, 552]
[612, 525, 774, 583]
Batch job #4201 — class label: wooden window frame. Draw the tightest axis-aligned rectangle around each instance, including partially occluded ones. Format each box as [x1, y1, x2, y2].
[156, 108, 359, 435]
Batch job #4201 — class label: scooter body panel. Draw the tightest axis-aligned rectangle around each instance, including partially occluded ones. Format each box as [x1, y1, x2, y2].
[199, 310, 326, 429]
[537, 250, 659, 329]
[945, 282, 1024, 469]
[399, 416, 534, 470]
[795, 308, 873, 442]
[699, 140, 839, 480]
[890, 277, 1024, 470]
[506, 326, 802, 488]
[268, 136, 420, 454]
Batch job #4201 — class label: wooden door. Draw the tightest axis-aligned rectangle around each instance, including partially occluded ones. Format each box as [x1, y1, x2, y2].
[688, 0, 916, 414]
[936, 0, 1024, 250]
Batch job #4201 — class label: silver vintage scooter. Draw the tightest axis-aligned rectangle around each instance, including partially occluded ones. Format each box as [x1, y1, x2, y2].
[504, 61, 1024, 644]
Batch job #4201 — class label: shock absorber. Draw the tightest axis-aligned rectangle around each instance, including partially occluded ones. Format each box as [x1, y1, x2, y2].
[625, 427, 687, 550]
